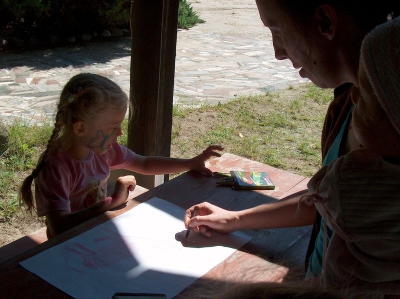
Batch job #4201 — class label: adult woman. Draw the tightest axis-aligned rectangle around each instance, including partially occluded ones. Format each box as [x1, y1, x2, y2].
[184, 0, 399, 279]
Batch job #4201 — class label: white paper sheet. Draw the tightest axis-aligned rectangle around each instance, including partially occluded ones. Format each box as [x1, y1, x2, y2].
[21, 197, 251, 299]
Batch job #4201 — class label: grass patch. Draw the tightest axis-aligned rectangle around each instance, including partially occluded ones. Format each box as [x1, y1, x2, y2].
[170, 83, 332, 176]
[0, 196, 19, 222]
[0, 119, 53, 221]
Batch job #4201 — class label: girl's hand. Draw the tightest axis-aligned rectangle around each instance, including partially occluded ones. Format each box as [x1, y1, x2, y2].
[108, 175, 137, 209]
[184, 202, 239, 237]
[189, 145, 223, 176]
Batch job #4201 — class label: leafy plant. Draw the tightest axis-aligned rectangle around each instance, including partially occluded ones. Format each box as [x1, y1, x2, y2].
[0, 0, 204, 44]
[0, 196, 19, 222]
[178, 0, 204, 29]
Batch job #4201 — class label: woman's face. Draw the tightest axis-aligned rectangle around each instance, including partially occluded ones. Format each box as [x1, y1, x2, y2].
[351, 60, 399, 156]
[255, 0, 344, 88]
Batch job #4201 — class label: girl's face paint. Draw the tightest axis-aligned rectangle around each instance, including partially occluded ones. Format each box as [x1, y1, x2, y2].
[85, 108, 126, 155]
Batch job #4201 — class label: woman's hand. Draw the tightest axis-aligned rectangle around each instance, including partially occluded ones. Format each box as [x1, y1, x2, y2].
[184, 202, 240, 237]
[188, 145, 223, 176]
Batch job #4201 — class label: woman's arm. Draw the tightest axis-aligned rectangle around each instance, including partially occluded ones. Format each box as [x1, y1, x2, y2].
[185, 190, 315, 237]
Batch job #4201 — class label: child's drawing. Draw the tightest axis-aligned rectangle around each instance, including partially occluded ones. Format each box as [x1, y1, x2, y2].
[20, 197, 251, 299]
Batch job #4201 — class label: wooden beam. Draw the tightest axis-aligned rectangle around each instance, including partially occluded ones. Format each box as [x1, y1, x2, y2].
[129, 0, 178, 156]
[127, 0, 179, 188]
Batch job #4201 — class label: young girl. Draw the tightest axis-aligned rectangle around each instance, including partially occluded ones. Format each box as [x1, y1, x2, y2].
[305, 17, 400, 297]
[184, 0, 399, 280]
[19, 73, 223, 239]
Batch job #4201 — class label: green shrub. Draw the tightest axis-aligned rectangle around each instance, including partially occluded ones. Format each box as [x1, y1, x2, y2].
[0, 0, 204, 50]
[31, 0, 130, 39]
[0, 0, 49, 28]
[178, 0, 204, 29]
[0, 0, 130, 43]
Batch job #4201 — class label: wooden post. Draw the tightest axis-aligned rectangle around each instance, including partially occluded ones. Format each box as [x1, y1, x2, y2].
[125, 0, 179, 189]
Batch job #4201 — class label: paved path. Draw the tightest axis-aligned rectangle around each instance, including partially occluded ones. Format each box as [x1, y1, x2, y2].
[0, 25, 308, 124]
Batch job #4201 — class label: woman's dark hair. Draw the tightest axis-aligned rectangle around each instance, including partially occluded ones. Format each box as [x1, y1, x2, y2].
[275, 0, 399, 32]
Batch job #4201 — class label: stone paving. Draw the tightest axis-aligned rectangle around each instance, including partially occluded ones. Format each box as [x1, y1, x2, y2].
[0, 28, 308, 124]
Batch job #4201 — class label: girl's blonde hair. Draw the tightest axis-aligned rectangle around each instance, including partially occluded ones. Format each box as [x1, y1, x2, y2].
[18, 73, 129, 211]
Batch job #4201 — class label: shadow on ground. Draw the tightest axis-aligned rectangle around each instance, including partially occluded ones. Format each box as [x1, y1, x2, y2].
[0, 37, 132, 71]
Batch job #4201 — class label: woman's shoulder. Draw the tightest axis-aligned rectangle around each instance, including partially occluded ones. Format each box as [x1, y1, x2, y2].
[330, 150, 400, 237]
[336, 148, 400, 173]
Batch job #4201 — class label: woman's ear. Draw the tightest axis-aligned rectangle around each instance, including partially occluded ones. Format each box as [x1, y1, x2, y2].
[73, 121, 86, 136]
[315, 5, 337, 40]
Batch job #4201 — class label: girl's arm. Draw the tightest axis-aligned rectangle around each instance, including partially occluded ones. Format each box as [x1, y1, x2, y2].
[127, 145, 223, 176]
[45, 175, 136, 237]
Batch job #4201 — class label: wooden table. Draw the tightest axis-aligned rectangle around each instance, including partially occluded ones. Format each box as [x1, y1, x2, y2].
[0, 153, 312, 298]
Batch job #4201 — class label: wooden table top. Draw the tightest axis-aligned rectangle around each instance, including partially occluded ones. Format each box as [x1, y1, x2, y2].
[0, 153, 312, 298]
